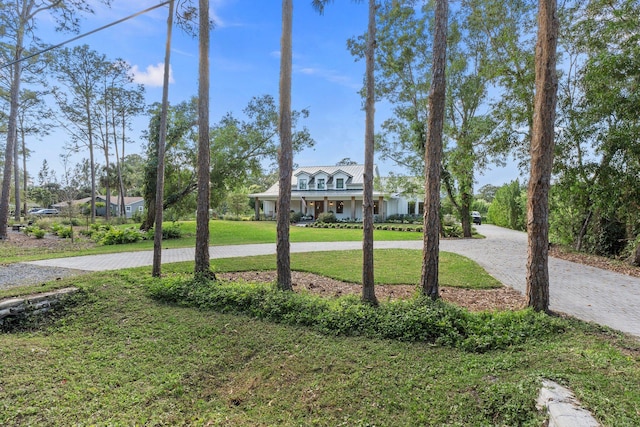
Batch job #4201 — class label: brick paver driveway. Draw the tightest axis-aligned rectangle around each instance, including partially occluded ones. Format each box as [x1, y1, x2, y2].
[439, 225, 640, 338]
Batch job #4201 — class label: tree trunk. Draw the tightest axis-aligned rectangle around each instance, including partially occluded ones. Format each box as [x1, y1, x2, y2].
[86, 97, 97, 223]
[153, 0, 174, 277]
[632, 242, 640, 267]
[420, 0, 448, 299]
[104, 147, 111, 221]
[526, 0, 558, 312]
[575, 210, 592, 251]
[362, 0, 378, 306]
[22, 129, 28, 219]
[195, 0, 213, 278]
[0, 28, 23, 240]
[276, 0, 294, 291]
[14, 127, 20, 221]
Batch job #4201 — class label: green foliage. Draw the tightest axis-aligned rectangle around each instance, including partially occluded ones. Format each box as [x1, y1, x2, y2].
[316, 212, 337, 223]
[50, 223, 73, 239]
[488, 180, 526, 230]
[147, 277, 565, 352]
[289, 211, 303, 223]
[225, 192, 251, 217]
[95, 227, 146, 245]
[161, 223, 183, 240]
[4, 268, 640, 425]
[23, 225, 46, 239]
[443, 223, 463, 238]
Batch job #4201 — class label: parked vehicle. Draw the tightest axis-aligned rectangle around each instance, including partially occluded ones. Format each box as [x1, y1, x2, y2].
[32, 208, 59, 216]
[472, 211, 482, 225]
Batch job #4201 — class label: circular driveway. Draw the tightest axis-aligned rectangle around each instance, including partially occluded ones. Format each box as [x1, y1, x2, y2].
[24, 224, 640, 337]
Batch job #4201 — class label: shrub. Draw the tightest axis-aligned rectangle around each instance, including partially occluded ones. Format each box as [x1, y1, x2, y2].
[147, 278, 566, 353]
[443, 223, 463, 238]
[50, 223, 73, 238]
[316, 212, 337, 223]
[162, 222, 183, 240]
[97, 227, 145, 245]
[290, 211, 303, 223]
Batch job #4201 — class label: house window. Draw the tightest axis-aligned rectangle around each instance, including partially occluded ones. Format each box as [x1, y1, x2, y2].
[336, 178, 344, 189]
[336, 201, 344, 214]
[299, 179, 307, 190]
[317, 178, 325, 190]
[126, 206, 131, 212]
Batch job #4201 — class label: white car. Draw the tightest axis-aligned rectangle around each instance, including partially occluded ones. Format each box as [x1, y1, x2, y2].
[472, 211, 482, 225]
[32, 208, 59, 216]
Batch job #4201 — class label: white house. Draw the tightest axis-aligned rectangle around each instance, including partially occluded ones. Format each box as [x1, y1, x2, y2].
[249, 165, 420, 221]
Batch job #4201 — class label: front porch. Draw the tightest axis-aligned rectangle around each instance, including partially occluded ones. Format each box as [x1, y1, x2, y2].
[254, 195, 387, 221]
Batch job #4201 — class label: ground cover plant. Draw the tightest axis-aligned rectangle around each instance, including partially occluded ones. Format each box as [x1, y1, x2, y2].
[1, 265, 639, 425]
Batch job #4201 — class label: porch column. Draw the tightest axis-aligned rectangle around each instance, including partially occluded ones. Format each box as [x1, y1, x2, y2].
[254, 198, 260, 221]
[415, 198, 419, 215]
[379, 196, 384, 220]
[301, 197, 306, 215]
[351, 196, 356, 220]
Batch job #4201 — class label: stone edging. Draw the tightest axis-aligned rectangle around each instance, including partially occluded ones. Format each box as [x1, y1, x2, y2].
[537, 379, 600, 426]
[0, 287, 79, 326]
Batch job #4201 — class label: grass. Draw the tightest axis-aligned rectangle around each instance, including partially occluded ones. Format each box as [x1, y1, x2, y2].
[1, 266, 639, 425]
[0, 220, 422, 263]
[204, 249, 501, 289]
[2, 223, 638, 424]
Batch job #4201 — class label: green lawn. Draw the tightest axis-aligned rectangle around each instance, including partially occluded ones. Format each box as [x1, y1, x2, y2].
[2, 222, 638, 425]
[0, 220, 422, 263]
[205, 249, 501, 289]
[1, 265, 638, 425]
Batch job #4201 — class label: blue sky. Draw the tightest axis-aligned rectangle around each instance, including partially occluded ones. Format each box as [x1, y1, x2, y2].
[28, 0, 519, 188]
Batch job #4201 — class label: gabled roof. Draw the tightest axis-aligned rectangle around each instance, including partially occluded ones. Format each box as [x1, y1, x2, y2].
[251, 164, 380, 197]
[294, 165, 362, 181]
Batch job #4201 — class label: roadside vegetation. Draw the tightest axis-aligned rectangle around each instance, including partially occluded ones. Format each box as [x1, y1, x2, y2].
[1, 257, 639, 425]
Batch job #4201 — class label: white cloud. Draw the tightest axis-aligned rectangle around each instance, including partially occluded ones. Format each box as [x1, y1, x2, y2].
[295, 66, 359, 89]
[130, 63, 174, 87]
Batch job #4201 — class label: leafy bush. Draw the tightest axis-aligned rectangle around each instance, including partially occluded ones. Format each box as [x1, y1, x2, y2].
[316, 212, 337, 223]
[23, 225, 46, 239]
[50, 223, 73, 238]
[443, 223, 463, 238]
[488, 180, 526, 231]
[147, 277, 566, 352]
[162, 222, 183, 240]
[96, 227, 145, 245]
[289, 211, 303, 223]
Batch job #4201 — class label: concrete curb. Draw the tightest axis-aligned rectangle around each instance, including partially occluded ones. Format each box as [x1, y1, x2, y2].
[537, 380, 600, 427]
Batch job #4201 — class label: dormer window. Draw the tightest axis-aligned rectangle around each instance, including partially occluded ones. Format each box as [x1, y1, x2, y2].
[336, 178, 344, 189]
[299, 178, 307, 190]
[317, 178, 325, 190]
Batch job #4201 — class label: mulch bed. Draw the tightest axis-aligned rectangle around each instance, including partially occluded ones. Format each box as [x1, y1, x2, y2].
[219, 271, 526, 312]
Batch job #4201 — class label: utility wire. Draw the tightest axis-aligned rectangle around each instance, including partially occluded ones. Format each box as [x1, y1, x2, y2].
[1, 1, 171, 69]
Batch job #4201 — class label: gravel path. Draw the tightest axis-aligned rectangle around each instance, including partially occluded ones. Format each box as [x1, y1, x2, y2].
[12, 225, 640, 337]
[0, 263, 87, 291]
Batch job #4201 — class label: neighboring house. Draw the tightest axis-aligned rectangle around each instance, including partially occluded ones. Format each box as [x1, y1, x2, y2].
[53, 195, 144, 219]
[249, 165, 420, 221]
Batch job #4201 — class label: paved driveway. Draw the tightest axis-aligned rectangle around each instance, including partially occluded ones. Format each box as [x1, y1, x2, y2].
[25, 224, 640, 337]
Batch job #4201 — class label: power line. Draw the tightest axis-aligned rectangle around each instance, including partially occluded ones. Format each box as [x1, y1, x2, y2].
[1, 1, 172, 69]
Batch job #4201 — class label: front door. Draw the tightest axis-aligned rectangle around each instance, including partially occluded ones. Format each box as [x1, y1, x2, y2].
[315, 200, 324, 217]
